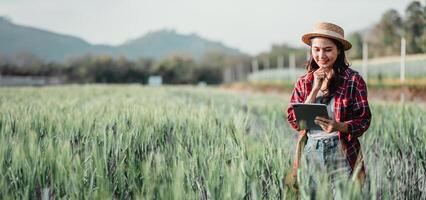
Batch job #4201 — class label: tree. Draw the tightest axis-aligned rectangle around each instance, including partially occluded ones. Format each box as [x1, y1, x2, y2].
[422, 2, 426, 52]
[370, 9, 403, 56]
[347, 32, 363, 59]
[404, 1, 426, 54]
[152, 54, 196, 84]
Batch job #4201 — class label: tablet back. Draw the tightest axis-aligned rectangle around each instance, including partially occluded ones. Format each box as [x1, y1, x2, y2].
[292, 103, 329, 131]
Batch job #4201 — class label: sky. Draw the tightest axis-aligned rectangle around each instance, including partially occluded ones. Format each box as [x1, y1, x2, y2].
[0, 0, 420, 55]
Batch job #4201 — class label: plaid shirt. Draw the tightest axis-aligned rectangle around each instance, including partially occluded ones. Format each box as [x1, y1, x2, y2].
[287, 68, 372, 176]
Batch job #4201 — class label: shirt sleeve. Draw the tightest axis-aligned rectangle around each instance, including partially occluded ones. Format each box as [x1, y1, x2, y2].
[345, 74, 372, 138]
[287, 77, 306, 131]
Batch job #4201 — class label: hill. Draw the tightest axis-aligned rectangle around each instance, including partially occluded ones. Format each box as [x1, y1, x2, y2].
[0, 17, 243, 62]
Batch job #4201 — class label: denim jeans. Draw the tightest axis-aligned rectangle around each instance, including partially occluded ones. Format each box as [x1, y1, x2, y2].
[298, 136, 352, 199]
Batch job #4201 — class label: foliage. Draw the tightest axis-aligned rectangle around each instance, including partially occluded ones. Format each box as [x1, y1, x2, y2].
[404, 1, 426, 54]
[369, 9, 403, 57]
[152, 55, 196, 84]
[366, 1, 425, 57]
[347, 32, 363, 59]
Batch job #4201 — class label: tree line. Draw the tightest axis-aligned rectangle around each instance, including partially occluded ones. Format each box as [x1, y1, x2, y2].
[0, 52, 250, 84]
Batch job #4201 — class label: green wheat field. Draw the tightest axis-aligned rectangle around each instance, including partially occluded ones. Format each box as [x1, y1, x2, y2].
[0, 85, 424, 199]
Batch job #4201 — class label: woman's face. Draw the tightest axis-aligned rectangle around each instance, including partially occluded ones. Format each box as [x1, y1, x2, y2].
[311, 37, 340, 69]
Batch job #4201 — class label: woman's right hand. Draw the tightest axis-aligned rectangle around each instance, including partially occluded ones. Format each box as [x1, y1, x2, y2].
[313, 68, 327, 91]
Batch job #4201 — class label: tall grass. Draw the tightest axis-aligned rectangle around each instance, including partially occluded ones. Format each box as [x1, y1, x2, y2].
[0, 85, 424, 199]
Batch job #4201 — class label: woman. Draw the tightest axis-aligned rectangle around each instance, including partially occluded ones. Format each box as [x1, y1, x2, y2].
[286, 22, 372, 197]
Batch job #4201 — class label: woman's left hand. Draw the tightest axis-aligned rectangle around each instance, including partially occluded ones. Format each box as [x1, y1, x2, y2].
[314, 116, 346, 133]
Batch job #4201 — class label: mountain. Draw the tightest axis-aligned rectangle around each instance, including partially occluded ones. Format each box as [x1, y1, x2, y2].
[0, 17, 243, 62]
[118, 29, 241, 60]
[0, 17, 115, 61]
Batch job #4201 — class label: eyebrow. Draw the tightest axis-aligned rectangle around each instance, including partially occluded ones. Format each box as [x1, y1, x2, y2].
[312, 46, 334, 49]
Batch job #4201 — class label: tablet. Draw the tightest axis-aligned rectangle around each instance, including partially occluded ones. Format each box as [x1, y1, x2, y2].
[291, 103, 330, 130]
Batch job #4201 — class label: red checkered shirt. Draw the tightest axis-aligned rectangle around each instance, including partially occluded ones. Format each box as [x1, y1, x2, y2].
[287, 67, 372, 175]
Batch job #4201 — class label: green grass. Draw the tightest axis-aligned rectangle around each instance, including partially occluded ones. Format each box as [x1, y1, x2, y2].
[0, 85, 424, 199]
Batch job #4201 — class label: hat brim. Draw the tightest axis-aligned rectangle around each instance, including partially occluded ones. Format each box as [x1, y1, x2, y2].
[302, 33, 352, 50]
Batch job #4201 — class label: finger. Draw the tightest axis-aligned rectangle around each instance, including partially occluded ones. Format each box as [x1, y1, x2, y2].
[326, 72, 334, 79]
[314, 120, 327, 127]
[320, 118, 331, 123]
[315, 116, 324, 120]
[315, 120, 332, 132]
[314, 69, 325, 76]
[316, 68, 325, 73]
[316, 70, 325, 76]
[319, 124, 328, 131]
[318, 122, 331, 132]
[314, 118, 325, 123]
[315, 117, 331, 123]
[321, 116, 332, 121]
[314, 73, 324, 79]
[316, 75, 325, 81]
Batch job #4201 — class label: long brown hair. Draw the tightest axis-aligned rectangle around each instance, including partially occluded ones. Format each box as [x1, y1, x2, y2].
[305, 37, 350, 97]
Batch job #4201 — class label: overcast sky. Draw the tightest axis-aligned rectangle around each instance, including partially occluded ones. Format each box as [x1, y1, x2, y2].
[0, 0, 420, 55]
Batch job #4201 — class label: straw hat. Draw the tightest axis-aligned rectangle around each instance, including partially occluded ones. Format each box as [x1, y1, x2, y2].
[302, 22, 352, 50]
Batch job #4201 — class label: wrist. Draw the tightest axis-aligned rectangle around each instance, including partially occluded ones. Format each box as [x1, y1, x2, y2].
[310, 88, 320, 97]
[337, 122, 349, 133]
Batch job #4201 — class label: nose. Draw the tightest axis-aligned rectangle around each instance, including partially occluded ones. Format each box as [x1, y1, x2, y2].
[319, 50, 327, 59]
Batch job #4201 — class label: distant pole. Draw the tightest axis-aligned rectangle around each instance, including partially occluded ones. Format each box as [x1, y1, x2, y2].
[400, 37, 406, 83]
[236, 64, 244, 81]
[289, 53, 296, 81]
[362, 41, 368, 83]
[223, 67, 233, 83]
[277, 55, 284, 69]
[289, 53, 296, 68]
[223, 68, 228, 83]
[400, 37, 406, 103]
[229, 68, 234, 83]
[263, 57, 270, 70]
[233, 67, 238, 82]
[242, 64, 248, 80]
[251, 59, 259, 73]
